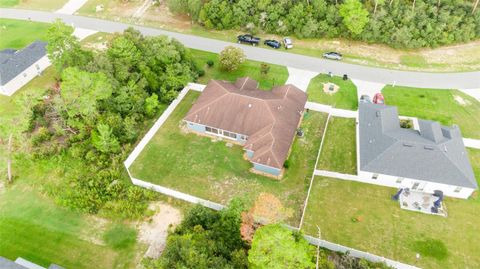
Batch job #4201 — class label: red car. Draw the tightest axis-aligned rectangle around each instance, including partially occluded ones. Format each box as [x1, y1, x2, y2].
[373, 93, 385, 104]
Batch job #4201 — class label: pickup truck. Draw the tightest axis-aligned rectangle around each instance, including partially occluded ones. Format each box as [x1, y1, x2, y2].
[237, 34, 260, 46]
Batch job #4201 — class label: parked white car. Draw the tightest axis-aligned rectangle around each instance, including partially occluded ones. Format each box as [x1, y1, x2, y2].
[283, 37, 293, 49]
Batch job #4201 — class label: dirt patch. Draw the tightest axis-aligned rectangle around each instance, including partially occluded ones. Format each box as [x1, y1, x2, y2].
[454, 95, 470, 106]
[323, 82, 339, 95]
[78, 215, 110, 246]
[137, 202, 182, 259]
[140, 2, 192, 30]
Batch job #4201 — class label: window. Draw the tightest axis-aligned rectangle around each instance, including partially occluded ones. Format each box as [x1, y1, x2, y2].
[454, 187, 462, 193]
[372, 174, 378, 180]
[223, 130, 230, 137]
[206, 126, 218, 134]
[396, 177, 403, 184]
[412, 182, 420, 190]
[240, 135, 246, 140]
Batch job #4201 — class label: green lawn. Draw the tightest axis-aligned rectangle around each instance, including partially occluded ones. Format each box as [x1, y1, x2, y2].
[130, 91, 328, 225]
[317, 117, 357, 174]
[382, 86, 480, 139]
[191, 49, 289, 90]
[302, 173, 480, 269]
[0, 184, 130, 268]
[0, 0, 67, 10]
[0, 18, 51, 50]
[306, 74, 358, 110]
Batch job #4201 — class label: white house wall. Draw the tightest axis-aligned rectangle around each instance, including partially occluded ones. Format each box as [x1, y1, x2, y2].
[0, 56, 51, 96]
[358, 170, 474, 199]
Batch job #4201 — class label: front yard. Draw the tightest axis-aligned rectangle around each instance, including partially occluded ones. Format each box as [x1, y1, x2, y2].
[0, 18, 51, 50]
[317, 117, 357, 174]
[302, 148, 480, 269]
[191, 49, 289, 90]
[306, 74, 358, 110]
[130, 91, 328, 226]
[382, 86, 480, 139]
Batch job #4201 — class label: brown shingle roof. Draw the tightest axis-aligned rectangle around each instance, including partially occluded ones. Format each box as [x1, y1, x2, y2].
[184, 78, 307, 169]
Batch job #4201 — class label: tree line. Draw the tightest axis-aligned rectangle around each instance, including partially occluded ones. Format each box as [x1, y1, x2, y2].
[168, 0, 480, 48]
[27, 20, 199, 218]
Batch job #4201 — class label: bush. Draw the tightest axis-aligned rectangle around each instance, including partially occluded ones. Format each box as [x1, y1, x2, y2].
[283, 159, 291, 169]
[206, 60, 214, 67]
[219, 46, 245, 71]
[198, 69, 205, 77]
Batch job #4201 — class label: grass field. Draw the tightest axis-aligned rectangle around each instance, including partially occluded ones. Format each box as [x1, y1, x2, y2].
[191, 49, 288, 90]
[0, 183, 140, 268]
[317, 117, 357, 174]
[130, 91, 328, 225]
[0, 18, 51, 49]
[306, 74, 358, 110]
[382, 86, 480, 139]
[0, 0, 66, 10]
[302, 172, 480, 269]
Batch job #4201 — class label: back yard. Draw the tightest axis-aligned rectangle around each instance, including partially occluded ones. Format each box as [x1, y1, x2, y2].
[382, 86, 480, 139]
[317, 117, 357, 174]
[302, 148, 480, 269]
[306, 74, 358, 110]
[129, 91, 328, 226]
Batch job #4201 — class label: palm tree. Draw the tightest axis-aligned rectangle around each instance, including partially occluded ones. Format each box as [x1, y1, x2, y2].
[473, 0, 479, 13]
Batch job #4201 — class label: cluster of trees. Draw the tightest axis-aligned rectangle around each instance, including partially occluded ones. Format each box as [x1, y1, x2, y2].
[27, 20, 198, 218]
[144, 197, 392, 269]
[169, 0, 480, 48]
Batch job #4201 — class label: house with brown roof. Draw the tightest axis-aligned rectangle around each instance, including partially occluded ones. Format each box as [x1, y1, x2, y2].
[183, 77, 307, 177]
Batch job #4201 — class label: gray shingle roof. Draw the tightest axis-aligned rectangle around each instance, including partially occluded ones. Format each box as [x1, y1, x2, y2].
[359, 103, 477, 189]
[0, 41, 47, 86]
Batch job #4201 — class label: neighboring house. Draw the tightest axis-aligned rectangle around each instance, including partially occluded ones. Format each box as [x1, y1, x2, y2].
[184, 77, 307, 177]
[0, 41, 50, 96]
[0, 256, 64, 269]
[358, 103, 477, 199]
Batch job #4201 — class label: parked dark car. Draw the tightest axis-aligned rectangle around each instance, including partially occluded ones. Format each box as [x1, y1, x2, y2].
[360, 95, 372, 103]
[323, 52, 343, 60]
[264, 39, 281, 49]
[237, 34, 260, 46]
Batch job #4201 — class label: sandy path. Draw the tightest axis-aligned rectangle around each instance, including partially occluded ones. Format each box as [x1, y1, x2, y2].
[138, 202, 182, 258]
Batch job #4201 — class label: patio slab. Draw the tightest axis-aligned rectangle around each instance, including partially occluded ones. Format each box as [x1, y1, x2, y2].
[399, 189, 447, 217]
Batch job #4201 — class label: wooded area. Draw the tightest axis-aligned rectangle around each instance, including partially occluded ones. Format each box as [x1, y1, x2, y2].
[168, 0, 480, 48]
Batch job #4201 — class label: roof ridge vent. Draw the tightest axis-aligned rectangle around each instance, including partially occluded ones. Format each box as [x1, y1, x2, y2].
[424, 145, 435, 150]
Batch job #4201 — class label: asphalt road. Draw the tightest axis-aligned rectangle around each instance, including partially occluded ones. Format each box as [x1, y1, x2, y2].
[1, 8, 479, 89]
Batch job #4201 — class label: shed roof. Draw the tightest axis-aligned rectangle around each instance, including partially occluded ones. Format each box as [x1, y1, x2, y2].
[184, 78, 307, 169]
[359, 103, 477, 189]
[0, 41, 47, 86]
